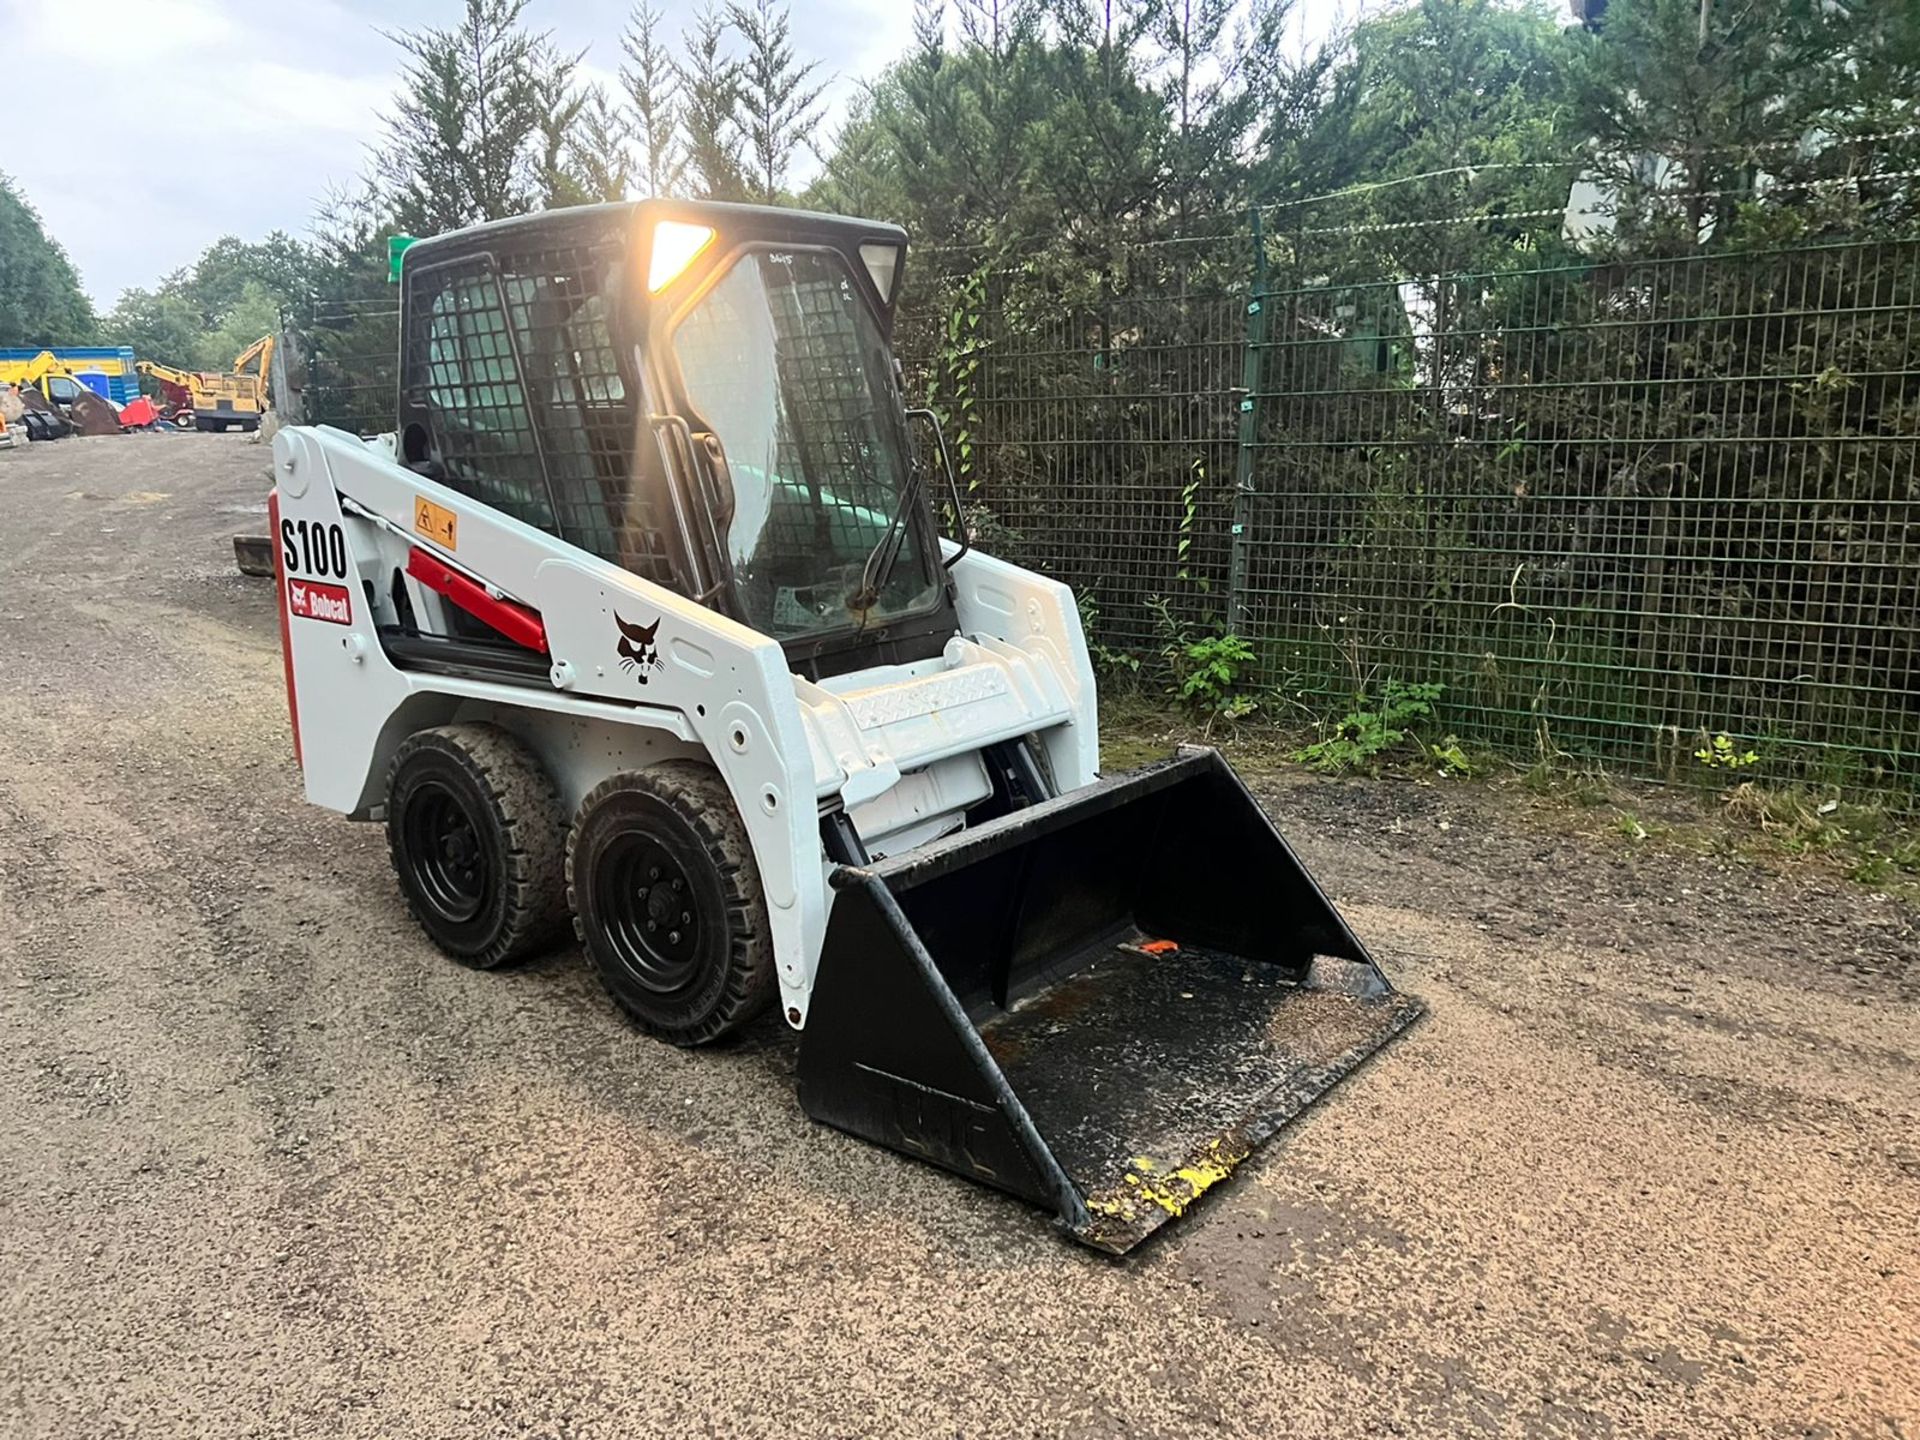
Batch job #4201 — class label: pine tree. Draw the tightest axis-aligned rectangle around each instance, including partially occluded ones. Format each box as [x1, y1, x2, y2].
[573, 85, 638, 203]
[1038, 1, 1169, 244]
[956, 0, 1042, 58]
[621, 3, 686, 197]
[678, 4, 749, 202]
[953, 0, 1049, 238]
[728, 0, 827, 204]
[1572, 0, 1834, 242]
[811, 90, 894, 218]
[531, 42, 591, 208]
[376, 0, 547, 232]
[1152, 0, 1289, 223]
[875, 1, 963, 233]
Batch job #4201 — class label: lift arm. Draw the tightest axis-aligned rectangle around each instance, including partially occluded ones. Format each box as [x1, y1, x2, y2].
[135, 358, 201, 388]
[231, 335, 274, 380]
[8, 351, 91, 391]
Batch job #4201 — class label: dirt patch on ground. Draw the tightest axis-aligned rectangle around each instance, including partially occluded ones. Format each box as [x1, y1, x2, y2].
[0, 435, 1915, 1437]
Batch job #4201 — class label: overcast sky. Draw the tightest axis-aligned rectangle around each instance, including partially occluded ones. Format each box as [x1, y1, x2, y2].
[3, 0, 922, 306]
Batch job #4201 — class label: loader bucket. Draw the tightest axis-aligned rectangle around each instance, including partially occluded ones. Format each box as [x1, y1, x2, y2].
[797, 748, 1423, 1254]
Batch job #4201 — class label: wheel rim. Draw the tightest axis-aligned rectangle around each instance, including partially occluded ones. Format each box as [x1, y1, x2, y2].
[402, 781, 489, 924]
[594, 831, 702, 995]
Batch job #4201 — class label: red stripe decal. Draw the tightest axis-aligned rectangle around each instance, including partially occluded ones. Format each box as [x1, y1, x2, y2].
[405, 548, 549, 654]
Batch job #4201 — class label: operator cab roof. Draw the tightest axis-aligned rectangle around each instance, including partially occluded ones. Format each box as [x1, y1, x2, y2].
[399, 200, 911, 319]
[405, 199, 906, 253]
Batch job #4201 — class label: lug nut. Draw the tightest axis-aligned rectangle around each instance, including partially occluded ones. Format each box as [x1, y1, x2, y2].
[680, 911, 690, 924]
[650, 867, 661, 880]
[672, 878, 684, 892]
[637, 886, 649, 899]
[669, 931, 681, 944]
[647, 920, 657, 932]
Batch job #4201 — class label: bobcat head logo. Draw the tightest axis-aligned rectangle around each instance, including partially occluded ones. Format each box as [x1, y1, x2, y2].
[615, 613, 663, 684]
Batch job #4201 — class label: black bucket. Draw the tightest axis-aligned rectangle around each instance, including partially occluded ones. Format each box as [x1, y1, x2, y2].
[796, 747, 1423, 1253]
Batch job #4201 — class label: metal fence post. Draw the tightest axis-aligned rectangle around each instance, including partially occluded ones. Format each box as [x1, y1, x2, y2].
[1228, 207, 1268, 635]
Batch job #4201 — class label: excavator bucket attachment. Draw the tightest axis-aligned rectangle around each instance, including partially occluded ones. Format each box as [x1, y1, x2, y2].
[798, 748, 1422, 1254]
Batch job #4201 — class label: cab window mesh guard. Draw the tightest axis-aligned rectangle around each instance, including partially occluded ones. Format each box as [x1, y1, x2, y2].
[402, 244, 677, 588]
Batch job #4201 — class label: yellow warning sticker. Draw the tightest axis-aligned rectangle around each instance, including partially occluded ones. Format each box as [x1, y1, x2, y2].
[414, 496, 457, 550]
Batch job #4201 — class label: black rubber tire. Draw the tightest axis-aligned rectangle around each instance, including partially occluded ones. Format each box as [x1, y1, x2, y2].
[385, 724, 569, 969]
[567, 762, 775, 1046]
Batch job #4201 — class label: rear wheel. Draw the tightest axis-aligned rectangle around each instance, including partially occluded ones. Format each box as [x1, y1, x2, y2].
[568, 763, 774, 1045]
[385, 724, 568, 969]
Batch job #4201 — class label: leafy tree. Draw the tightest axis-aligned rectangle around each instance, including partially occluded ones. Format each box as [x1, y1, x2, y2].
[678, 3, 748, 201]
[728, 0, 827, 204]
[192, 282, 281, 371]
[182, 234, 315, 327]
[0, 175, 97, 347]
[102, 232, 315, 372]
[103, 282, 201, 366]
[622, 2, 686, 197]
[377, 0, 548, 232]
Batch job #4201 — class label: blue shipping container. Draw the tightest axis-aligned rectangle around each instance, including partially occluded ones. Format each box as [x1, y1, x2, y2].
[0, 346, 141, 403]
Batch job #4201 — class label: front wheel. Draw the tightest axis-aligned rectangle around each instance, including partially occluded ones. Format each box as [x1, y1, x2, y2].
[385, 724, 569, 968]
[568, 763, 775, 1045]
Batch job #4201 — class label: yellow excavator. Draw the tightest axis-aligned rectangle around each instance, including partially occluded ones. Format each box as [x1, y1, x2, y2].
[137, 334, 274, 432]
[1, 351, 122, 436]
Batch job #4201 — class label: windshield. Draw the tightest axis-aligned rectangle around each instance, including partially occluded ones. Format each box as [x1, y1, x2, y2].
[670, 248, 941, 641]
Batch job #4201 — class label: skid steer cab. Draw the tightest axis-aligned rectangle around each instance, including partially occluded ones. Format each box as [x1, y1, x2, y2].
[270, 199, 1420, 1253]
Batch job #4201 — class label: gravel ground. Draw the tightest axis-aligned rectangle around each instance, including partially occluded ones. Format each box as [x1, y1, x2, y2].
[1, 434, 1915, 1439]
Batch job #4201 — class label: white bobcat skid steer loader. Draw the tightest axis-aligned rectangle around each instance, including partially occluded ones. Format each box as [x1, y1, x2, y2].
[271, 200, 1420, 1253]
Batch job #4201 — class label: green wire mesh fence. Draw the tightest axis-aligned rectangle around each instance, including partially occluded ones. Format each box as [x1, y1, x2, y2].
[1244, 236, 1920, 791]
[280, 296, 400, 438]
[905, 221, 1920, 797]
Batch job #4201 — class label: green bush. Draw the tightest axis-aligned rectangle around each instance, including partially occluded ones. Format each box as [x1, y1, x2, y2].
[1173, 633, 1259, 721]
[1296, 681, 1446, 773]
